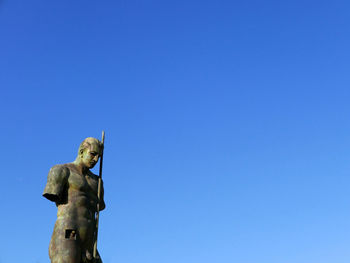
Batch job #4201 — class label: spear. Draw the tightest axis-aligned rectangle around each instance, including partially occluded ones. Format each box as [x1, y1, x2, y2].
[93, 130, 105, 260]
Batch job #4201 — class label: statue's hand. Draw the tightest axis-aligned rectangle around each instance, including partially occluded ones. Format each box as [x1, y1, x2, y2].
[85, 250, 101, 263]
[86, 250, 93, 261]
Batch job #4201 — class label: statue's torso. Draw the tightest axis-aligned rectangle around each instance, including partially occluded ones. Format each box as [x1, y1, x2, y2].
[54, 163, 100, 248]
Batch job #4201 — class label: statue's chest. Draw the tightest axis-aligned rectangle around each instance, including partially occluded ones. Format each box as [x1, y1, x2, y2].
[68, 171, 98, 194]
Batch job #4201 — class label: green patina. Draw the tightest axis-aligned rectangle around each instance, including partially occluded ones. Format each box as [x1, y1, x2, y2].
[43, 137, 105, 263]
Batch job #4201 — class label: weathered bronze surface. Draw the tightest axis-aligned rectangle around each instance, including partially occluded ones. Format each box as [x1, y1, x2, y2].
[43, 137, 105, 263]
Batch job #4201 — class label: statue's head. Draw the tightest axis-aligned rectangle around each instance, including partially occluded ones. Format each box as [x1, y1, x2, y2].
[77, 137, 103, 169]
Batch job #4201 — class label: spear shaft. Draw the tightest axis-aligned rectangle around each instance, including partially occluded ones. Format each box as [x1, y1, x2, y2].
[93, 130, 105, 260]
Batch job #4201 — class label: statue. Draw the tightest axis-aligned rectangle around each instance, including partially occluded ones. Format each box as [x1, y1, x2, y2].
[43, 136, 105, 263]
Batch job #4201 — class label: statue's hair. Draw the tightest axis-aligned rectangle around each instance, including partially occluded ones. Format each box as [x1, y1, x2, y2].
[78, 137, 102, 155]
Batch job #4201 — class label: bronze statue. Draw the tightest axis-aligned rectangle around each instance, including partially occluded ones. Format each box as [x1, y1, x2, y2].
[43, 136, 105, 263]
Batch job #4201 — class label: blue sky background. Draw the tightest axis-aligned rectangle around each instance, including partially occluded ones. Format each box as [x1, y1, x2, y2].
[1, 0, 350, 262]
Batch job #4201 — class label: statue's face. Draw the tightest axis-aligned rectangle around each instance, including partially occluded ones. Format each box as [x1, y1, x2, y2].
[81, 143, 101, 169]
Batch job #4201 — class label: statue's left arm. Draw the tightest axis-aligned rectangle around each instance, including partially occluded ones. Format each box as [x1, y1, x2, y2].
[99, 179, 106, 211]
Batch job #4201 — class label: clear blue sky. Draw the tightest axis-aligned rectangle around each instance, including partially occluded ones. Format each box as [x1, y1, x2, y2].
[1, 0, 350, 262]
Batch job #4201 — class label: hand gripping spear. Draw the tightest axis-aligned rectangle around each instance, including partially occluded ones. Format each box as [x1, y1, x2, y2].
[93, 130, 105, 261]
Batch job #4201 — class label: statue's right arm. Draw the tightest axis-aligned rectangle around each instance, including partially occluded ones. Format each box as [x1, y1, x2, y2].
[42, 165, 69, 203]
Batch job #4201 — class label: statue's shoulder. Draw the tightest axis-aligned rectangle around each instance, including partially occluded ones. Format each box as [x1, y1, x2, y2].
[49, 163, 71, 177]
[43, 164, 71, 202]
[87, 170, 99, 180]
